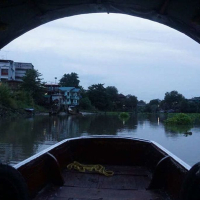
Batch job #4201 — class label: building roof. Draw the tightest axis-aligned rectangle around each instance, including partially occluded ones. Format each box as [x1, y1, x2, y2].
[188, 97, 200, 101]
[14, 62, 34, 66]
[0, 60, 13, 63]
[59, 87, 80, 92]
[59, 87, 75, 92]
[71, 88, 80, 92]
[45, 84, 60, 87]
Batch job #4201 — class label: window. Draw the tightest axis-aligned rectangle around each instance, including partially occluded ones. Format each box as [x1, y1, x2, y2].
[1, 69, 8, 75]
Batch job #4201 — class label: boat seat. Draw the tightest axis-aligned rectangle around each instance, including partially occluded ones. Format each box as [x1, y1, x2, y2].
[148, 156, 171, 189]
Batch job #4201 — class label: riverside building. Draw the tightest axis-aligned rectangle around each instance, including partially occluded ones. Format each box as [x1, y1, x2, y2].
[0, 60, 34, 82]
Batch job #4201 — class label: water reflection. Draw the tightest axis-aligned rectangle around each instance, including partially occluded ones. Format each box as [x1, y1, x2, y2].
[164, 125, 193, 136]
[0, 114, 200, 166]
[0, 117, 45, 164]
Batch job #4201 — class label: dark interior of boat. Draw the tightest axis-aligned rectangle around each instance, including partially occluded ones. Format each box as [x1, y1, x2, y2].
[35, 164, 170, 200]
[14, 138, 188, 200]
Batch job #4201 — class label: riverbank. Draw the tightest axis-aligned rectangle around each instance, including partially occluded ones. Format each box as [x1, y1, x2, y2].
[0, 105, 27, 118]
[0, 105, 48, 119]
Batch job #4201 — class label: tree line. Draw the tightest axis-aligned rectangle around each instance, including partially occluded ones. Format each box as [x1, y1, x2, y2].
[1, 70, 199, 114]
[144, 90, 200, 113]
[59, 72, 200, 113]
[59, 72, 138, 112]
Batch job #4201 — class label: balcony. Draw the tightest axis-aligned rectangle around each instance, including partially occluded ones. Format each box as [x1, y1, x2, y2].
[70, 96, 79, 100]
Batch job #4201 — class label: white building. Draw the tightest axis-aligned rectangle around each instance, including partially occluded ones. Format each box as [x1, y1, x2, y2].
[59, 87, 80, 106]
[0, 60, 14, 81]
[0, 60, 34, 82]
[14, 62, 34, 81]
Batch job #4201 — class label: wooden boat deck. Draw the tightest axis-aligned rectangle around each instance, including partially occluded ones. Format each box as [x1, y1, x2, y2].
[34, 165, 171, 200]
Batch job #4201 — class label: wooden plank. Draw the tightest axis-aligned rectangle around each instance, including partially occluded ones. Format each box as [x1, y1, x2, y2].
[134, 176, 150, 189]
[34, 165, 169, 200]
[98, 174, 149, 190]
[63, 166, 150, 190]
[64, 172, 99, 188]
[98, 174, 137, 190]
[52, 186, 167, 200]
[104, 165, 151, 176]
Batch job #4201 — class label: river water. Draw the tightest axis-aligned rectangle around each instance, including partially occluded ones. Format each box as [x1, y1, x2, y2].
[0, 113, 200, 167]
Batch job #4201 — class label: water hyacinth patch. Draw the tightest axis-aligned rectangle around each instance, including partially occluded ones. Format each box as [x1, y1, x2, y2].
[165, 113, 193, 125]
[119, 112, 130, 120]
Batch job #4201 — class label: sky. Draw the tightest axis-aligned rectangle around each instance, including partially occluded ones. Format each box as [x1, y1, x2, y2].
[1, 13, 200, 102]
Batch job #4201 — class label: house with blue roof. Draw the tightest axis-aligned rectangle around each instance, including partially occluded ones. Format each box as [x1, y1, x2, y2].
[59, 87, 80, 106]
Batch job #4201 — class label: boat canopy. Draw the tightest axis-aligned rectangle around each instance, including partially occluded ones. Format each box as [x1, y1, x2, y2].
[0, 0, 200, 49]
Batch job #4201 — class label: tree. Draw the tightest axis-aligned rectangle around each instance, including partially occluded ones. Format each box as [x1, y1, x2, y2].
[179, 100, 200, 113]
[87, 84, 109, 111]
[106, 86, 118, 102]
[145, 99, 160, 113]
[79, 97, 93, 110]
[21, 69, 45, 104]
[106, 86, 118, 111]
[164, 90, 185, 111]
[124, 95, 138, 112]
[78, 86, 87, 98]
[116, 93, 126, 111]
[149, 99, 160, 106]
[137, 100, 146, 112]
[138, 100, 146, 105]
[59, 72, 80, 87]
[0, 83, 12, 107]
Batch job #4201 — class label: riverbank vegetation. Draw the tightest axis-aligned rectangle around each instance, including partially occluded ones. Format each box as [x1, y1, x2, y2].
[0, 69, 47, 118]
[2, 70, 200, 118]
[68, 73, 200, 114]
[0, 83, 33, 110]
[119, 112, 130, 118]
[163, 113, 200, 135]
[165, 113, 193, 125]
[144, 91, 200, 114]
[0, 84, 46, 118]
[119, 112, 130, 122]
[165, 113, 200, 125]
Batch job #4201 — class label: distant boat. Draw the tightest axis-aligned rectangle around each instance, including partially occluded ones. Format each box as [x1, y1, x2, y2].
[24, 108, 34, 114]
[0, 136, 199, 200]
[68, 106, 82, 116]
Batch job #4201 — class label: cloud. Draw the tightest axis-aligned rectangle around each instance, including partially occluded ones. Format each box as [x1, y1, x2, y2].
[2, 13, 200, 101]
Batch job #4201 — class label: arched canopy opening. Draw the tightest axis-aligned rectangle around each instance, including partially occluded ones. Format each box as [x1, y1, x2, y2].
[0, 0, 200, 49]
